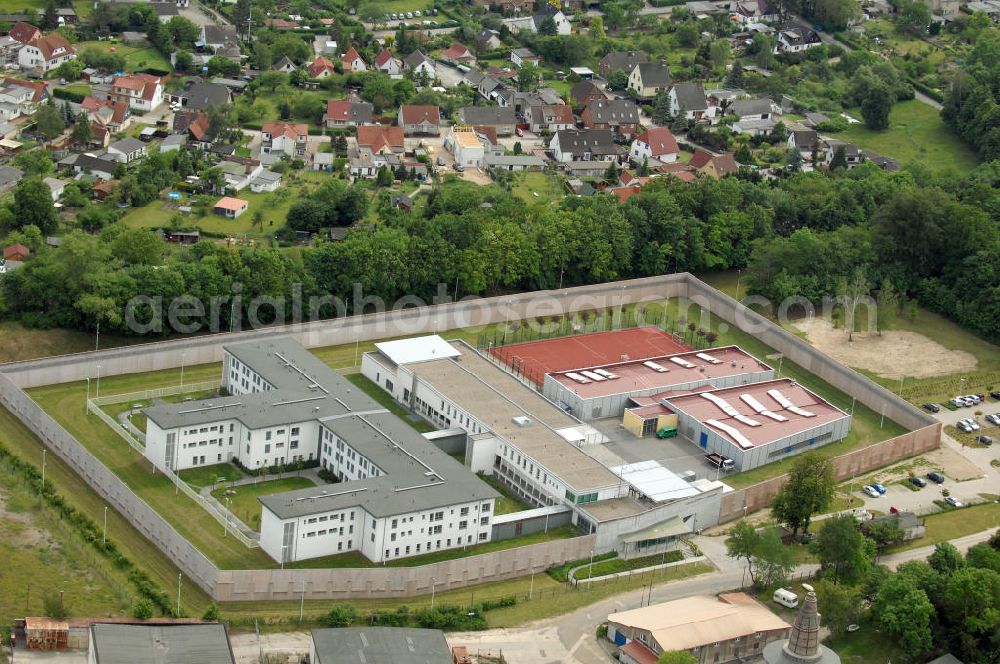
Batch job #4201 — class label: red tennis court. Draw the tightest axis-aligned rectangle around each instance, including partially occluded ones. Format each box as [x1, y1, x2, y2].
[489, 327, 691, 386]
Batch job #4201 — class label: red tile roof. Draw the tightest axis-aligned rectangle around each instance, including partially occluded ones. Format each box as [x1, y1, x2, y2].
[307, 55, 336, 79]
[9, 22, 40, 45]
[188, 113, 210, 141]
[612, 185, 643, 203]
[28, 33, 73, 61]
[399, 105, 440, 125]
[214, 196, 248, 211]
[342, 46, 365, 69]
[620, 641, 658, 664]
[689, 149, 712, 168]
[356, 125, 404, 152]
[375, 49, 394, 68]
[113, 73, 161, 101]
[3, 77, 46, 103]
[263, 18, 298, 28]
[474, 125, 497, 145]
[633, 127, 678, 157]
[262, 122, 308, 139]
[442, 42, 473, 61]
[4, 243, 29, 260]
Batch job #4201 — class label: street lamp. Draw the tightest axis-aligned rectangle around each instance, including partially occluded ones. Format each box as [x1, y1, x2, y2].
[84, 377, 91, 415]
[431, 577, 437, 609]
[103, 506, 108, 545]
[223, 497, 232, 538]
[735, 269, 743, 302]
[95, 365, 102, 400]
[180, 352, 186, 389]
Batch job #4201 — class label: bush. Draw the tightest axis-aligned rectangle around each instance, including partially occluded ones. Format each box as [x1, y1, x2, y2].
[52, 88, 86, 103]
[546, 552, 618, 582]
[324, 604, 357, 627]
[43, 592, 67, 619]
[132, 598, 154, 620]
[202, 603, 220, 621]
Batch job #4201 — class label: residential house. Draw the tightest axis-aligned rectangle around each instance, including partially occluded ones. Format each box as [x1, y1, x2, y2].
[599, 51, 648, 79]
[374, 49, 403, 78]
[307, 56, 336, 79]
[250, 170, 282, 193]
[570, 79, 606, 108]
[668, 82, 708, 121]
[581, 99, 641, 135]
[159, 133, 187, 153]
[111, 73, 163, 112]
[510, 48, 541, 67]
[312, 35, 338, 58]
[730, 0, 780, 23]
[312, 151, 333, 172]
[628, 61, 671, 100]
[398, 105, 441, 135]
[458, 106, 516, 135]
[18, 32, 74, 73]
[0, 165, 22, 193]
[475, 29, 503, 51]
[0, 36, 22, 69]
[775, 25, 822, 52]
[43, 176, 66, 201]
[264, 17, 298, 29]
[357, 125, 405, 155]
[549, 128, 621, 163]
[152, 2, 178, 22]
[484, 153, 546, 172]
[89, 122, 111, 148]
[68, 153, 118, 180]
[473, 0, 535, 10]
[476, 76, 503, 103]
[864, 151, 901, 172]
[342, 46, 366, 72]
[403, 50, 435, 78]
[863, 512, 926, 542]
[218, 155, 263, 191]
[214, 196, 248, 218]
[200, 25, 239, 50]
[447, 125, 486, 168]
[528, 103, 575, 133]
[825, 140, 863, 169]
[732, 117, 775, 135]
[787, 128, 819, 157]
[442, 42, 475, 65]
[629, 127, 679, 165]
[8, 21, 40, 45]
[168, 80, 230, 112]
[606, 593, 790, 664]
[91, 179, 117, 201]
[272, 56, 298, 73]
[107, 136, 147, 163]
[925, 0, 963, 17]
[3, 243, 29, 261]
[530, 5, 572, 35]
[690, 150, 739, 178]
[324, 98, 373, 128]
[261, 122, 308, 157]
[174, 110, 210, 145]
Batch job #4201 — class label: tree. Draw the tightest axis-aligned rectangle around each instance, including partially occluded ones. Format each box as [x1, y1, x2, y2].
[860, 79, 893, 130]
[735, 143, 754, 165]
[896, 0, 932, 35]
[658, 651, 699, 664]
[813, 580, 861, 637]
[875, 277, 899, 335]
[42, 0, 58, 30]
[771, 453, 836, 536]
[928, 541, 965, 575]
[873, 574, 934, 660]
[324, 604, 357, 627]
[14, 150, 55, 176]
[110, 228, 164, 266]
[537, 15, 558, 35]
[604, 161, 619, 181]
[589, 15, 606, 39]
[862, 517, 905, 556]
[174, 50, 193, 73]
[814, 0, 861, 31]
[14, 177, 58, 234]
[71, 112, 93, 146]
[517, 62, 540, 91]
[167, 16, 200, 48]
[816, 514, 871, 584]
[607, 68, 629, 91]
[725, 520, 795, 589]
[132, 598, 153, 620]
[836, 266, 870, 341]
[35, 104, 66, 140]
[829, 146, 847, 171]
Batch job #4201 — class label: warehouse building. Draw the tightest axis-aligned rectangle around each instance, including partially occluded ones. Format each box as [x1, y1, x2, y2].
[362, 336, 726, 556]
[663, 378, 851, 472]
[143, 338, 498, 565]
[88, 623, 236, 664]
[310, 627, 452, 664]
[541, 346, 773, 421]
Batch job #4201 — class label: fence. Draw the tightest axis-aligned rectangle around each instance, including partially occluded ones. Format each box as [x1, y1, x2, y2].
[89, 380, 220, 407]
[0, 273, 940, 601]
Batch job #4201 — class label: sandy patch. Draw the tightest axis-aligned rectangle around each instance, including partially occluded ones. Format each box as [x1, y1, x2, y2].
[0, 491, 54, 548]
[793, 317, 977, 379]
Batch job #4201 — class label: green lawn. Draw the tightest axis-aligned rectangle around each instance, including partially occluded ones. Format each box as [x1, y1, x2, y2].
[75, 40, 172, 73]
[360, 0, 432, 13]
[839, 100, 979, 174]
[0, 462, 133, 626]
[178, 462, 244, 489]
[475, 472, 532, 516]
[580, 550, 684, 579]
[888, 502, 1000, 553]
[512, 171, 565, 206]
[344, 373, 435, 433]
[826, 616, 903, 664]
[0, 320, 139, 364]
[212, 477, 317, 531]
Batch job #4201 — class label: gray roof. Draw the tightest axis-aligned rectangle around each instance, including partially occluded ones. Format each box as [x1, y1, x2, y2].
[202, 25, 238, 46]
[634, 61, 672, 87]
[161, 134, 187, 146]
[89, 623, 235, 664]
[109, 137, 145, 154]
[464, 69, 485, 86]
[252, 170, 282, 184]
[671, 82, 707, 111]
[803, 112, 829, 126]
[484, 154, 546, 167]
[571, 79, 604, 103]
[458, 106, 515, 126]
[73, 153, 118, 174]
[731, 97, 772, 117]
[600, 50, 648, 74]
[404, 50, 433, 69]
[181, 81, 230, 111]
[313, 152, 333, 164]
[0, 165, 22, 186]
[584, 98, 640, 125]
[536, 87, 563, 105]
[145, 338, 498, 519]
[790, 128, 817, 147]
[554, 128, 619, 157]
[153, 3, 178, 15]
[311, 628, 451, 664]
[512, 47, 537, 58]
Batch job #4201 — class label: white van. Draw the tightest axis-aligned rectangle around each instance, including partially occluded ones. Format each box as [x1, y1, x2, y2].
[773, 588, 799, 609]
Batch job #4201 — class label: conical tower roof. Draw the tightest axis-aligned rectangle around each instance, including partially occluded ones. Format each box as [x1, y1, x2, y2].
[783, 591, 822, 661]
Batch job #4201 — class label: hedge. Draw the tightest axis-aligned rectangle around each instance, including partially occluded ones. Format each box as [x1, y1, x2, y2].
[53, 88, 86, 103]
[0, 442, 178, 616]
[546, 551, 617, 582]
[231, 457, 320, 477]
[649, 0, 687, 6]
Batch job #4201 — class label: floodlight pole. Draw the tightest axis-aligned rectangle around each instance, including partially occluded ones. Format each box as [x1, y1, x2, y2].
[103, 506, 108, 545]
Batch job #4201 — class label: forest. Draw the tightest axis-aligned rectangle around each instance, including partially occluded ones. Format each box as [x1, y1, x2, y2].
[1, 155, 997, 343]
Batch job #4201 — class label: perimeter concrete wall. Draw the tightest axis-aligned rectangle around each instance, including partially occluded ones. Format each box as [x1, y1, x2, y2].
[0, 273, 941, 601]
[215, 535, 596, 602]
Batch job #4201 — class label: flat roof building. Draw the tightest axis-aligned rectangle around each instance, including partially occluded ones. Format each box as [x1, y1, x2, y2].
[88, 623, 236, 664]
[542, 345, 773, 420]
[142, 338, 498, 565]
[663, 378, 851, 471]
[310, 627, 451, 664]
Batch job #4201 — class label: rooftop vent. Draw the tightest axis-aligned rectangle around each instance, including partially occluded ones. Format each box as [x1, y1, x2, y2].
[512, 415, 532, 427]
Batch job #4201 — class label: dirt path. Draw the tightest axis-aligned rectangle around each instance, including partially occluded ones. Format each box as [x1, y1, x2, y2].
[793, 317, 977, 379]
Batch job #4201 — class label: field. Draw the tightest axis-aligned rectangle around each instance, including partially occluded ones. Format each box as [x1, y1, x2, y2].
[75, 40, 172, 73]
[360, 0, 432, 14]
[838, 100, 979, 174]
[212, 477, 317, 531]
[888, 502, 1000, 552]
[512, 171, 565, 206]
[120, 172, 335, 238]
[0, 320, 138, 364]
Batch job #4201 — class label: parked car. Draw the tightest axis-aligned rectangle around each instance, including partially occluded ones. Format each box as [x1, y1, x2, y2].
[872, 483, 887, 495]
[944, 496, 963, 508]
[957, 421, 973, 433]
[976, 435, 993, 446]
[986, 414, 1000, 426]
[863, 485, 880, 498]
[414, 9, 421, 16]
[960, 418, 980, 431]
[889, 505, 900, 514]
[922, 403, 941, 413]
[989, 391, 1000, 400]
[910, 476, 927, 488]
[452, 163, 464, 172]
[927, 472, 945, 484]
